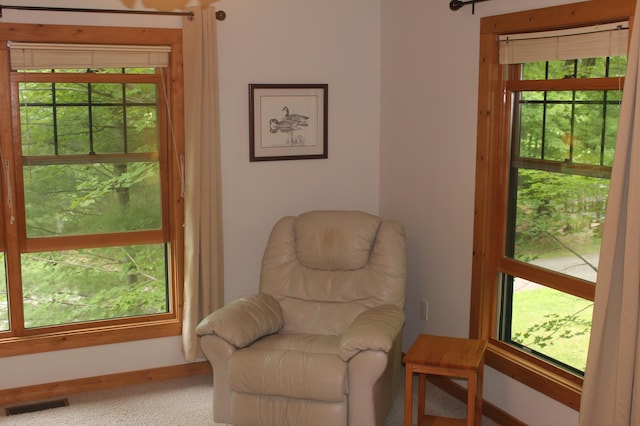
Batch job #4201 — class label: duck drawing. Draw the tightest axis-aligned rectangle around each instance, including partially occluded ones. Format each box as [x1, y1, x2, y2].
[269, 118, 305, 145]
[281, 106, 309, 127]
[270, 118, 299, 133]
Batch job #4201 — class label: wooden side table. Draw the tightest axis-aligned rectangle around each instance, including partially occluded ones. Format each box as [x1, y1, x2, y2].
[403, 334, 487, 426]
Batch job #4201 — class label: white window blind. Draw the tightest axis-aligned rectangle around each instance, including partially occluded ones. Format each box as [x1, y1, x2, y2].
[499, 21, 628, 65]
[8, 42, 171, 70]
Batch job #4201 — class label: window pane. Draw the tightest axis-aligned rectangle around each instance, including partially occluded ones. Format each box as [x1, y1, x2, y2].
[547, 61, 577, 80]
[518, 102, 544, 159]
[92, 105, 125, 153]
[23, 162, 162, 237]
[0, 254, 7, 331]
[543, 97, 572, 162]
[20, 81, 159, 156]
[511, 169, 608, 282]
[21, 105, 55, 156]
[507, 275, 592, 373]
[58, 106, 90, 155]
[19, 82, 53, 104]
[127, 83, 157, 104]
[608, 56, 628, 78]
[22, 244, 168, 328]
[125, 106, 159, 153]
[575, 58, 606, 79]
[573, 97, 604, 166]
[604, 101, 621, 166]
[56, 82, 88, 104]
[522, 61, 548, 80]
[92, 83, 124, 103]
[545, 91, 573, 101]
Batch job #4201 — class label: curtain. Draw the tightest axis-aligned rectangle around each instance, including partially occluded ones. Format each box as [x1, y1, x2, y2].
[579, 2, 640, 424]
[181, 7, 224, 362]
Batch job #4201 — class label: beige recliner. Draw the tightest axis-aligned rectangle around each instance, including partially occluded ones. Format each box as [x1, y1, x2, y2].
[196, 210, 407, 426]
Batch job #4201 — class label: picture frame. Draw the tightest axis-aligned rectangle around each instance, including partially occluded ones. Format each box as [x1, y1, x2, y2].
[249, 83, 328, 161]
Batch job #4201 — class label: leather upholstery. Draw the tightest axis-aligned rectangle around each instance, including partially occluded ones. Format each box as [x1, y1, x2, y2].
[197, 210, 407, 426]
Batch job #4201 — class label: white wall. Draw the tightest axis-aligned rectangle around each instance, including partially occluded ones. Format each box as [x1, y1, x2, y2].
[0, 0, 382, 389]
[379, 0, 583, 425]
[215, 0, 381, 304]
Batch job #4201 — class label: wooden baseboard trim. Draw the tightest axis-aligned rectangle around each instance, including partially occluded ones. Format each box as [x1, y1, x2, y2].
[429, 376, 526, 426]
[0, 361, 212, 408]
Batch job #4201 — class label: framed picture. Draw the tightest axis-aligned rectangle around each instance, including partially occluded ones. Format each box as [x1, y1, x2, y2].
[249, 83, 328, 161]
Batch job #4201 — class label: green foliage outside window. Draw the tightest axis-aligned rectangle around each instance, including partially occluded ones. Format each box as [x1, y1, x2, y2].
[21, 245, 167, 328]
[513, 170, 609, 267]
[23, 163, 161, 237]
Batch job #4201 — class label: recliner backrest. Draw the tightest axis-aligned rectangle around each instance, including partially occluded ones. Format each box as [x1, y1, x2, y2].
[259, 210, 407, 335]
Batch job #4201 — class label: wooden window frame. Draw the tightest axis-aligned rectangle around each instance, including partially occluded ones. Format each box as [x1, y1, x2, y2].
[470, 0, 635, 410]
[0, 24, 185, 358]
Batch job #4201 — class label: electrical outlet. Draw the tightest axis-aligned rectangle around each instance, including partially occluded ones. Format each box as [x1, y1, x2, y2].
[420, 299, 428, 321]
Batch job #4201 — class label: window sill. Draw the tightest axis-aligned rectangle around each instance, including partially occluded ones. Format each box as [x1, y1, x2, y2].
[0, 320, 182, 358]
[485, 339, 582, 411]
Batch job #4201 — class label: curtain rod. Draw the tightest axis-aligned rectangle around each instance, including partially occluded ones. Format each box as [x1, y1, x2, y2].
[450, 0, 491, 13]
[0, 4, 227, 21]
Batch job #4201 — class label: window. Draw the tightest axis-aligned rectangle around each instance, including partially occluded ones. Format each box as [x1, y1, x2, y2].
[471, 2, 634, 410]
[501, 53, 625, 374]
[0, 25, 185, 356]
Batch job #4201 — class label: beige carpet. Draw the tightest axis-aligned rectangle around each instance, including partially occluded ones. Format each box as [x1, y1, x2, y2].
[0, 373, 499, 425]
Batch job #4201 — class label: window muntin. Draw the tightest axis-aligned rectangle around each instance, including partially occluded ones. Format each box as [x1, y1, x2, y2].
[499, 57, 624, 374]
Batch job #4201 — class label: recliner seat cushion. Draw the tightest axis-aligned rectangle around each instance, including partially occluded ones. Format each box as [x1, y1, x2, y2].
[228, 334, 347, 402]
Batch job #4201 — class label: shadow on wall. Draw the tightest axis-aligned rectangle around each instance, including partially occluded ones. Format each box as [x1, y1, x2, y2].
[116, 0, 220, 10]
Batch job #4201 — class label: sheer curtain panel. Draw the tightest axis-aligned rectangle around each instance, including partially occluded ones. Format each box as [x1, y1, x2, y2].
[580, 1, 640, 423]
[182, 6, 224, 362]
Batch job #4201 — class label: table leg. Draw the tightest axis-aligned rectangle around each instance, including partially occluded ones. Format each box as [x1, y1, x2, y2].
[418, 373, 426, 420]
[467, 370, 476, 426]
[404, 364, 413, 426]
[475, 364, 484, 425]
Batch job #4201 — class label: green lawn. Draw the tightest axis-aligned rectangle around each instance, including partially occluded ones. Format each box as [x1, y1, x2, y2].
[511, 286, 593, 372]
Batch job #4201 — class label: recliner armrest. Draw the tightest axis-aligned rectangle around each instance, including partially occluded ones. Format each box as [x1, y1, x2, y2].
[338, 304, 405, 361]
[196, 293, 283, 348]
